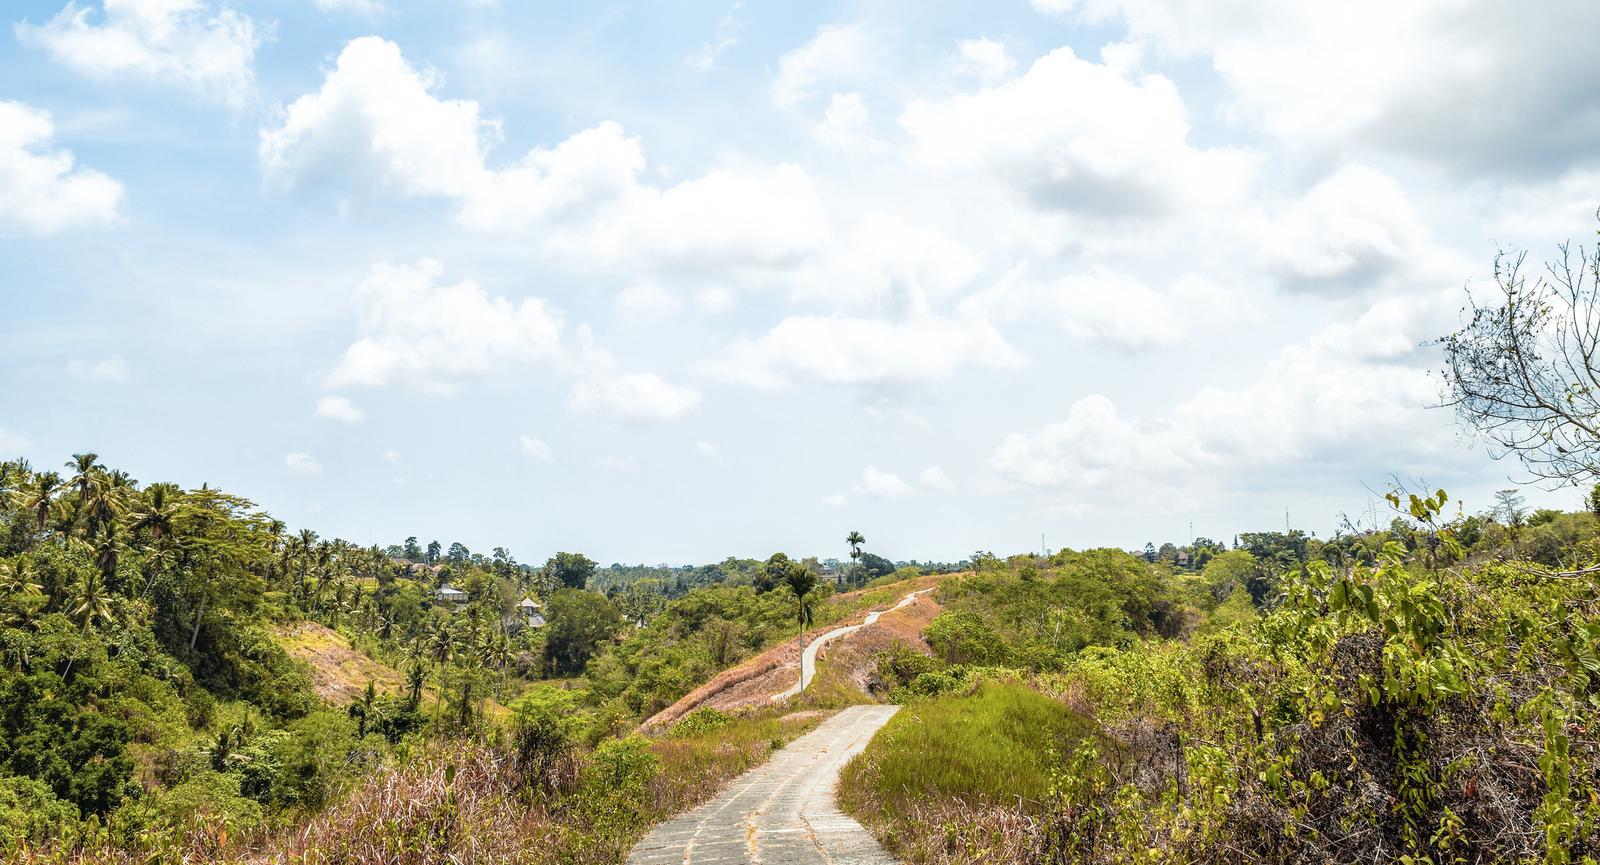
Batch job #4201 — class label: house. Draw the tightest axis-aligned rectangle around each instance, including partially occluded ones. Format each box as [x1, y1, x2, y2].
[516, 596, 546, 628]
[435, 584, 468, 607]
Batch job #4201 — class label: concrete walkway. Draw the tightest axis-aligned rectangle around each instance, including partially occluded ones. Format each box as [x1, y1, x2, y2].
[626, 705, 901, 865]
[771, 588, 933, 703]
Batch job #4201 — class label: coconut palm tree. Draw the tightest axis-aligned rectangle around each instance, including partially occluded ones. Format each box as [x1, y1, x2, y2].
[19, 471, 63, 535]
[129, 482, 180, 543]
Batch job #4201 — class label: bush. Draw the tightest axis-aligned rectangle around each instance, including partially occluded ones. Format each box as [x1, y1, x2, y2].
[668, 707, 730, 738]
[0, 775, 78, 852]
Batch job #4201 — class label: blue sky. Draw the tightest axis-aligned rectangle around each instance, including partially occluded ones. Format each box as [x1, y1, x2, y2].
[4, 0, 1600, 564]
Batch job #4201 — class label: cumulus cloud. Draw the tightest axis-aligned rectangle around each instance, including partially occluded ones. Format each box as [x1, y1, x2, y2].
[899, 46, 1254, 218]
[918, 466, 954, 490]
[991, 295, 1458, 491]
[711, 314, 1024, 390]
[695, 440, 719, 460]
[518, 434, 552, 462]
[963, 265, 1191, 349]
[1257, 165, 1460, 295]
[954, 38, 1015, 82]
[315, 395, 364, 423]
[1045, 0, 1600, 176]
[66, 355, 129, 382]
[0, 101, 123, 236]
[569, 370, 701, 422]
[324, 259, 563, 392]
[773, 23, 873, 109]
[17, 0, 263, 106]
[262, 38, 830, 274]
[862, 466, 911, 498]
[284, 452, 323, 474]
[813, 93, 886, 156]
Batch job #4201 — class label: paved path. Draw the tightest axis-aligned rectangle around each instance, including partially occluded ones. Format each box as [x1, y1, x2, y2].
[771, 588, 933, 703]
[626, 705, 901, 865]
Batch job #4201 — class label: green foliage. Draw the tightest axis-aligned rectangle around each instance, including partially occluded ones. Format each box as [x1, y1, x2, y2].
[842, 680, 1095, 809]
[667, 707, 729, 738]
[544, 588, 622, 677]
[0, 776, 77, 852]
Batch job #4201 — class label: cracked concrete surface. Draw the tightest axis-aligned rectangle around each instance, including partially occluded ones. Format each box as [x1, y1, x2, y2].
[626, 705, 900, 865]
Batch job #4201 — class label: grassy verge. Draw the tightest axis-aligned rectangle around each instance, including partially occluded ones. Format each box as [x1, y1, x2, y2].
[838, 679, 1095, 865]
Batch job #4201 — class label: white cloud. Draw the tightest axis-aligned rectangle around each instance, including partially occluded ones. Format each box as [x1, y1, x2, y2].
[315, 394, 365, 423]
[954, 38, 1015, 83]
[1256, 165, 1458, 295]
[381, 448, 400, 463]
[773, 23, 872, 109]
[813, 92, 886, 156]
[695, 440, 719, 460]
[567, 326, 701, 422]
[614, 283, 683, 317]
[963, 265, 1188, 350]
[1492, 168, 1600, 243]
[686, 1, 743, 71]
[762, 213, 981, 316]
[822, 493, 848, 507]
[17, 0, 263, 107]
[862, 466, 911, 498]
[918, 466, 954, 490]
[711, 314, 1024, 390]
[1052, 0, 1600, 176]
[0, 101, 123, 236]
[263, 39, 830, 274]
[570, 370, 701, 422]
[991, 296, 1457, 491]
[899, 46, 1254, 218]
[261, 37, 491, 200]
[518, 434, 553, 462]
[285, 452, 323, 474]
[66, 355, 129, 382]
[314, 0, 384, 16]
[324, 259, 563, 392]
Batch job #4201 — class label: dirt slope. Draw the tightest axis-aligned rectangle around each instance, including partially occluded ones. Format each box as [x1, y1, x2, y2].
[276, 622, 405, 706]
[641, 577, 946, 731]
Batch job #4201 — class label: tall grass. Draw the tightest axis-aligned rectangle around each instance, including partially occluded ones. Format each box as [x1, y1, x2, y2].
[842, 679, 1092, 807]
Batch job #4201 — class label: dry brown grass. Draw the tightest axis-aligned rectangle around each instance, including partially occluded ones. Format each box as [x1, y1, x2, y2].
[275, 622, 404, 706]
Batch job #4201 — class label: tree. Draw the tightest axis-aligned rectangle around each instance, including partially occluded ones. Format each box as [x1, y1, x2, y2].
[766, 553, 817, 694]
[542, 552, 597, 591]
[858, 552, 895, 580]
[1493, 488, 1528, 528]
[1439, 220, 1600, 485]
[543, 588, 620, 676]
[846, 530, 865, 587]
[425, 540, 441, 564]
[403, 536, 422, 562]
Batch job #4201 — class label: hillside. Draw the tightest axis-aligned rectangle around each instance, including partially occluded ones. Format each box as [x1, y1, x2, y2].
[642, 575, 945, 729]
[276, 622, 405, 706]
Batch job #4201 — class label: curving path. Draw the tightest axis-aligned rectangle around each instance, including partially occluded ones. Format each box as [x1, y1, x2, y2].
[770, 588, 933, 703]
[625, 705, 900, 865]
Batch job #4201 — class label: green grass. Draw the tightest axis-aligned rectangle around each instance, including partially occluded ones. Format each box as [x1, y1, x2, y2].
[840, 680, 1093, 808]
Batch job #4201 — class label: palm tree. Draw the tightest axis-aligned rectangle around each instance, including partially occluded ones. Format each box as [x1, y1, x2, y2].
[129, 483, 179, 542]
[780, 557, 818, 694]
[19, 471, 63, 535]
[846, 531, 866, 588]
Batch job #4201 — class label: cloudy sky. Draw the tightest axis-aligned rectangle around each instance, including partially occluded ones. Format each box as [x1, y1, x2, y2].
[4, 0, 1599, 564]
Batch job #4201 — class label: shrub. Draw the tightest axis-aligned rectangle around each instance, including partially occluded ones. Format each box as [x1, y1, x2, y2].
[668, 707, 729, 738]
[0, 776, 77, 852]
